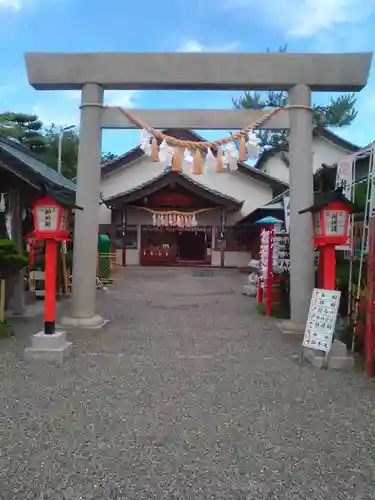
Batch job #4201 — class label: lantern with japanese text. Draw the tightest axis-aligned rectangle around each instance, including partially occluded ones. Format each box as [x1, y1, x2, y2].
[311, 205, 352, 248]
[299, 189, 355, 291]
[32, 196, 71, 241]
[31, 195, 72, 336]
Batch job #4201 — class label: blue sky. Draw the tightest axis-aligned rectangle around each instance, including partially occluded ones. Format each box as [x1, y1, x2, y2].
[1, 0, 375, 155]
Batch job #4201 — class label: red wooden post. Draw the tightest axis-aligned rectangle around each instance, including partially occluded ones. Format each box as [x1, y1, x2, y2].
[318, 249, 324, 288]
[44, 239, 58, 335]
[322, 245, 336, 290]
[265, 225, 274, 317]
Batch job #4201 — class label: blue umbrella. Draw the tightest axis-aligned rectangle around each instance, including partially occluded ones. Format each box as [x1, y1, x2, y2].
[255, 216, 283, 225]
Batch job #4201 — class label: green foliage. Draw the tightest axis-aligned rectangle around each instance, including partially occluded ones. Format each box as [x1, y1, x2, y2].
[0, 238, 28, 278]
[32, 250, 73, 271]
[255, 299, 290, 319]
[0, 321, 14, 338]
[354, 182, 367, 211]
[0, 115, 117, 180]
[0, 112, 46, 152]
[232, 46, 358, 151]
[255, 276, 291, 319]
[42, 125, 79, 180]
[101, 152, 118, 164]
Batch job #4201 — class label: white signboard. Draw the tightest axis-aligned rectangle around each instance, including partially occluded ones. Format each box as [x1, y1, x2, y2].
[335, 157, 353, 199]
[303, 288, 341, 352]
[36, 206, 58, 231]
[335, 156, 354, 250]
[273, 232, 290, 274]
[283, 196, 290, 233]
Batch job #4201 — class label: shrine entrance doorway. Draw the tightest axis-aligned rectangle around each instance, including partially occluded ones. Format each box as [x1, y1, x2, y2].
[177, 229, 208, 263]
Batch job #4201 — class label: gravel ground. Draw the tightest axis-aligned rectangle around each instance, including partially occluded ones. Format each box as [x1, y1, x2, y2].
[1, 267, 375, 500]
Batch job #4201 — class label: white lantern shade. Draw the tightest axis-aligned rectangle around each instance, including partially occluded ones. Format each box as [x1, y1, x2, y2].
[59, 208, 69, 232]
[36, 205, 59, 232]
[323, 209, 347, 236]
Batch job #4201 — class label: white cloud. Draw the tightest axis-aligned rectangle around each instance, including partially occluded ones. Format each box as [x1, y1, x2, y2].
[32, 102, 79, 128]
[0, 0, 22, 9]
[177, 39, 239, 52]
[219, 0, 375, 38]
[68, 89, 138, 109]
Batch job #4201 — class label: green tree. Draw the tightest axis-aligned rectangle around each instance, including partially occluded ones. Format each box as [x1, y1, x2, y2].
[41, 124, 79, 180]
[101, 152, 118, 164]
[0, 113, 119, 179]
[0, 112, 46, 152]
[232, 45, 358, 152]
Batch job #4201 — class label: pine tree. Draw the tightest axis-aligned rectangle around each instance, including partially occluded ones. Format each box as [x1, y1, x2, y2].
[232, 46, 358, 153]
[0, 112, 46, 152]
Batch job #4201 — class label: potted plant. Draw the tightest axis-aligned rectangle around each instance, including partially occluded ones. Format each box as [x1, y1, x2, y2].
[0, 238, 28, 279]
[0, 238, 28, 337]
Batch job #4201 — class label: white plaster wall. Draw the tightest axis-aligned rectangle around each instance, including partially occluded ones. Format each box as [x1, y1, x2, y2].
[100, 156, 274, 222]
[99, 155, 276, 268]
[211, 250, 250, 267]
[126, 249, 140, 265]
[224, 251, 251, 267]
[211, 250, 221, 266]
[99, 203, 112, 225]
[260, 136, 355, 184]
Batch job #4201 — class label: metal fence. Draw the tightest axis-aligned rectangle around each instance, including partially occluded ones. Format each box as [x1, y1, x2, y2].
[97, 253, 120, 283]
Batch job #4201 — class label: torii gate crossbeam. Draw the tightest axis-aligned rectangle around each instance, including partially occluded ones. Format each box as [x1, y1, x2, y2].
[25, 51, 372, 331]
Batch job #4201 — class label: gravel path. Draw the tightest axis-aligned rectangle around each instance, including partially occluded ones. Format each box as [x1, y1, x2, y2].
[1, 267, 375, 499]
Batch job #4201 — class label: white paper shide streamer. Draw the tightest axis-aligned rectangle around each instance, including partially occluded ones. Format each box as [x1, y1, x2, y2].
[138, 125, 263, 175]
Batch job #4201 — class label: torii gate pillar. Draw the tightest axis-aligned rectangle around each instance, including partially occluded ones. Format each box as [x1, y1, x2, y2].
[63, 83, 106, 328]
[288, 84, 314, 326]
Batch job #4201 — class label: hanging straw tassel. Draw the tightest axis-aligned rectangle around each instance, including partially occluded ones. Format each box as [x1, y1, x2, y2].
[216, 147, 224, 172]
[172, 148, 182, 172]
[151, 137, 159, 162]
[239, 135, 247, 162]
[193, 149, 203, 175]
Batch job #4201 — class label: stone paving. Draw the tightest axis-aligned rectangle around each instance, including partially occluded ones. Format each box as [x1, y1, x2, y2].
[1, 267, 375, 499]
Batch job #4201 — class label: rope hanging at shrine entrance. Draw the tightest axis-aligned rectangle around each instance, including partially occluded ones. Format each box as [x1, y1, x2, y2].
[101, 104, 313, 175]
[128, 205, 216, 228]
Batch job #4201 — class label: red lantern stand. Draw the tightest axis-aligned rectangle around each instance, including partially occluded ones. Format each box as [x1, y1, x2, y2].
[300, 193, 353, 292]
[265, 225, 274, 317]
[257, 225, 274, 317]
[310, 199, 353, 292]
[30, 196, 71, 335]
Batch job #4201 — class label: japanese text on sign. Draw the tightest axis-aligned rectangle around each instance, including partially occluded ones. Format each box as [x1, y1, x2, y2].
[303, 288, 341, 352]
[36, 206, 58, 231]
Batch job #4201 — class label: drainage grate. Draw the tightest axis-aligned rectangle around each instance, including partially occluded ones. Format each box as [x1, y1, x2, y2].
[191, 269, 214, 277]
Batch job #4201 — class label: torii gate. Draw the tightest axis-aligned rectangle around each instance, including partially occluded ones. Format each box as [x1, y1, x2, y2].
[25, 51, 372, 330]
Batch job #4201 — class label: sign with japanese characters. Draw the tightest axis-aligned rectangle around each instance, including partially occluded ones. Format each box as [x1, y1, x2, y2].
[283, 196, 290, 233]
[273, 231, 290, 274]
[36, 206, 58, 232]
[323, 209, 347, 236]
[303, 289, 341, 352]
[335, 156, 354, 250]
[335, 157, 353, 200]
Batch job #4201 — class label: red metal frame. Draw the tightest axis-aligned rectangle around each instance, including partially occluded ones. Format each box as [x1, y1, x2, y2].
[265, 225, 274, 317]
[365, 218, 375, 376]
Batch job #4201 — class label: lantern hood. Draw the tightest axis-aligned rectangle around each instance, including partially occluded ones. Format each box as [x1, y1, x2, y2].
[298, 188, 358, 215]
